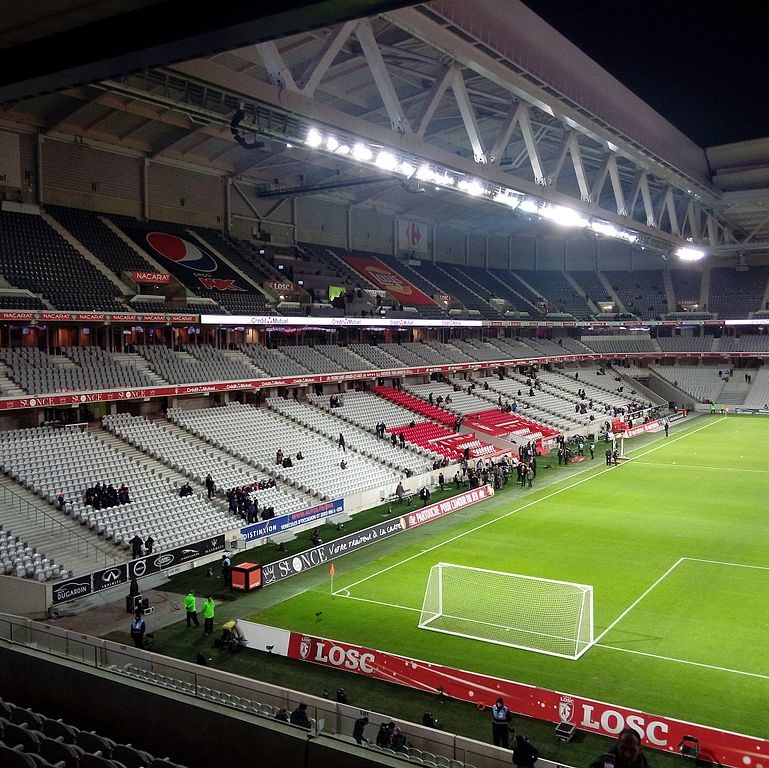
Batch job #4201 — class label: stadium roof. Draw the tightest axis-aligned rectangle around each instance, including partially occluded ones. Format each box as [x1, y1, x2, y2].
[1, 0, 768, 260]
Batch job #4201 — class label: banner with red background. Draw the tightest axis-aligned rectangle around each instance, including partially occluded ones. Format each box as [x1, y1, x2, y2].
[341, 254, 436, 305]
[283, 629, 765, 768]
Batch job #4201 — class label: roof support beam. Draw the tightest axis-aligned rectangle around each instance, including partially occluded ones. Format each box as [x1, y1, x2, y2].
[353, 19, 410, 134]
[516, 106, 545, 185]
[488, 101, 522, 167]
[566, 131, 590, 202]
[255, 40, 297, 91]
[297, 20, 358, 96]
[415, 65, 454, 138]
[450, 69, 486, 163]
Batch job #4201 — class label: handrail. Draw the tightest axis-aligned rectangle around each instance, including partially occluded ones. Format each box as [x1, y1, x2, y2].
[0, 482, 119, 569]
[0, 613, 575, 768]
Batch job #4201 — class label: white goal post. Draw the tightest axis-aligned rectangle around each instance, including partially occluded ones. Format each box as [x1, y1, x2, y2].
[418, 563, 594, 659]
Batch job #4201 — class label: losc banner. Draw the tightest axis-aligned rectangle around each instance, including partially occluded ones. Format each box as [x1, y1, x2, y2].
[241, 499, 344, 544]
[283, 626, 766, 768]
[261, 517, 403, 585]
[341, 253, 436, 305]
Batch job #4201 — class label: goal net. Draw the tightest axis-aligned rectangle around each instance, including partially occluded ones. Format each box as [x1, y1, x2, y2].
[418, 563, 594, 659]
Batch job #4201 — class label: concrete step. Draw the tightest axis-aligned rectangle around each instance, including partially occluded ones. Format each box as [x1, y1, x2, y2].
[112, 352, 169, 386]
[0, 475, 123, 576]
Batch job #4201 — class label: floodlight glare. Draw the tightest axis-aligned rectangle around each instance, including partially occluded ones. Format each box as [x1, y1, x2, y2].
[544, 205, 588, 228]
[376, 151, 398, 171]
[676, 246, 706, 261]
[325, 136, 339, 152]
[398, 162, 416, 178]
[335, 144, 350, 155]
[591, 221, 619, 238]
[459, 179, 484, 196]
[305, 128, 323, 148]
[416, 164, 434, 182]
[519, 198, 540, 214]
[352, 143, 372, 162]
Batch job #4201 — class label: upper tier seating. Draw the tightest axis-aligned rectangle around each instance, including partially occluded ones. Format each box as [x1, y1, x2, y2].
[0, 210, 126, 311]
[0, 295, 47, 310]
[448, 265, 532, 314]
[136, 345, 264, 384]
[514, 271, 593, 318]
[604, 270, 668, 319]
[0, 426, 232, 553]
[103, 413, 307, 516]
[670, 269, 702, 306]
[428, 263, 505, 319]
[0, 347, 154, 395]
[570, 271, 611, 307]
[359, 253, 448, 319]
[580, 336, 661, 354]
[169, 403, 400, 500]
[657, 336, 714, 353]
[708, 267, 769, 319]
[47, 205, 156, 275]
[278, 345, 345, 374]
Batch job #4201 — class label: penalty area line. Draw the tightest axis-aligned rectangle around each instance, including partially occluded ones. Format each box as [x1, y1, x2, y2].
[338, 417, 725, 596]
[595, 644, 769, 681]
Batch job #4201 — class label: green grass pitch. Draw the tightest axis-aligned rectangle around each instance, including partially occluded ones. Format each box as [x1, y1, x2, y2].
[250, 415, 769, 739]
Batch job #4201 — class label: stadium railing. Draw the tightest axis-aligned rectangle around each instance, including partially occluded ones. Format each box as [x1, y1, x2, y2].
[0, 612, 576, 768]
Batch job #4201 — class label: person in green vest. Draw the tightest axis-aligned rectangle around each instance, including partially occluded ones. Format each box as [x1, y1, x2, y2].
[202, 595, 216, 634]
[184, 589, 199, 629]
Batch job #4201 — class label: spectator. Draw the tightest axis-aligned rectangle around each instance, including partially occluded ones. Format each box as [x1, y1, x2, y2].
[340, 459, 347, 470]
[144, 535, 155, 555]
[513, 734, 539, 768]
[129, 611, 146, 649]
[205, 474, 215, 499]
[590, 728, 648, 768]
[419, 486, 431, 506]
[353, 715, 369, 744]
[338, 433, 346, 452]
[275, 708, 290, 722]
[376, 722, 395, 748]
[118, 484, 130, 504]
[395, 480, 405, 502]
[179, 482, 193, 497]
[290, 702, 311, 729]
[438, 472, 445, 491]
[130, 534, 143, 559]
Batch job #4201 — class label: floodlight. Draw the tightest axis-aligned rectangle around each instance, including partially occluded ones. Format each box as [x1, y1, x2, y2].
[676, 246, 705, 261]
[352, 143, 372, 162]
[305, 128, 323, 148]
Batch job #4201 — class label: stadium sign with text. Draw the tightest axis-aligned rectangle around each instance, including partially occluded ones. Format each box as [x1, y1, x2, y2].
[237, 620, 764, 768]
[240, 499, 344, 544]
[259, 487, 491, 585]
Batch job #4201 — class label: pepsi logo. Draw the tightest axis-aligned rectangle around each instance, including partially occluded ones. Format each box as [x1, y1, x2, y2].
[145, 233, 218, 272]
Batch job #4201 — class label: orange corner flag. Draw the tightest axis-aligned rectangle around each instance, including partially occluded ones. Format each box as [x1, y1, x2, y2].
[329, 563, 335, 577]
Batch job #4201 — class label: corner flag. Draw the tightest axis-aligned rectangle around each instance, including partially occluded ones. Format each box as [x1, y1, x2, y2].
[329, 563, 335, 577]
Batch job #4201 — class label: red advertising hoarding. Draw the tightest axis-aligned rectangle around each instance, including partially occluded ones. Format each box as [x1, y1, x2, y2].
[341, 253, 437, 305]
[285, 629, 765, 768]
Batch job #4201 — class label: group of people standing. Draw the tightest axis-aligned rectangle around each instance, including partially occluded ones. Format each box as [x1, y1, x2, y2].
[84, 482, 129, 509]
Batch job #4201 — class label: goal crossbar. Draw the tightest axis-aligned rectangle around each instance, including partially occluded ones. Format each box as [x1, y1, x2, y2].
[419, 563, 594, 660]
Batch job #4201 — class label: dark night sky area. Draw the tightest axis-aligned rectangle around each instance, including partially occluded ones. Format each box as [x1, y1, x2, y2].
[521, 1, 769, 148]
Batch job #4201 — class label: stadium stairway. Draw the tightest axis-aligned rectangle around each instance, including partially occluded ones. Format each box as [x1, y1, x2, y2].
[0, 361, 25, 397]
[91, 427, 219, 506]
[0, 475, 121, 576]
[718, 375, 752, 405]
[111, 352, 170, 386]
[159, 419, 319, 509]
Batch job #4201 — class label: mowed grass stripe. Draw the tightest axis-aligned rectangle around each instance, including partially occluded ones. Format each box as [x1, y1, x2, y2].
[252, 416, 769, 738]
